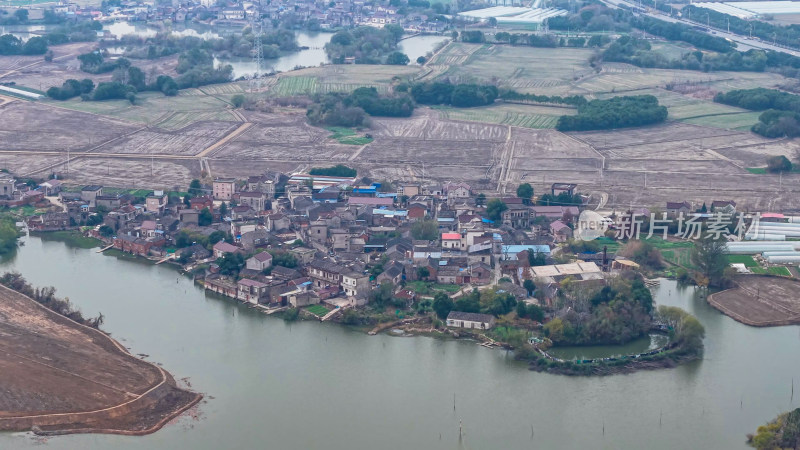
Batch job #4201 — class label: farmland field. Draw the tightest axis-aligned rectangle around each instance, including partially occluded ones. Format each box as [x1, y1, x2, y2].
[436, 103, 571, 129]
[197, 83, 248, 95]
[50, 91, 237, 128]
[727, 255, 758, 267]
[768, 266, 792, 277]
[439, 44, 593, 93]
[667, 102, 746, 120]
[3, 37, 800, 211]
[271, 64, 421, 96]
[680, 111, 762, 130]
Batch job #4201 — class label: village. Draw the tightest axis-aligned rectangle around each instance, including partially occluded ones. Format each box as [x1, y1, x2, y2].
[16, 172, 585, 321]
[7, 166, 777, 346]
[6, 0, 448, 35]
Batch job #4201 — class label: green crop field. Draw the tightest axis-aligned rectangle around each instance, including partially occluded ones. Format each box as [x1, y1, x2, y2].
[439, 108, 559, 128]
[306, 304, 330, 316]
[727, 255, 758, 267]
[433, 284, 461, 293]
[768, 266, 792, 277]
[271, 77, 320, 96]
[680, 111, 761, 130]
[437, 103, 569, 129]
[327, 127, 373, 145]
[667, 102, 746, 121]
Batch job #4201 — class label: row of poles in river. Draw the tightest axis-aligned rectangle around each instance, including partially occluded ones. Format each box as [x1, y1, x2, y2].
[448, 379, 797, 444]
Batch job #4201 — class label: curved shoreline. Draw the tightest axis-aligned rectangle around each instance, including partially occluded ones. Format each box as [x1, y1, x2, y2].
[707, 276, 800, 327]
[0, 283, 202, 436]
[526, 348, 702, 376]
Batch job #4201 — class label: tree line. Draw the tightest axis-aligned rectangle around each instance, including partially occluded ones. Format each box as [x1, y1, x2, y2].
[498, 89, 587, 107]
[602, 35, 767, 72]
[306, 87, 414, 127]
[0, 216, 21, 256]
[0, 20, 102, 57]
[110, 28, 298, 61]
[556, 95, 668, 131]
[686, 4, 800, 50]
[405, 81, 498, 107]
[308, 164, 357, 177]
[0, 272, 105, 329]
[715, 88, 800, 138]
[52, 47, 232, 102]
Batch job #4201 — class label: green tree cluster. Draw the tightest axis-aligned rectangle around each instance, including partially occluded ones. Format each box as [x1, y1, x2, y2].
[657, 305, 705, 351]
[410, 220, 438, 240]
[498, 89, 587, 107]
[516, 301, 544, 322]
[433, 291, 453, 319]
[325, 25, 404, 64]
[308, 164, 357, 177]
[516, 183, 533, 203]
[307, 87, 415, 127]
[46, 78, 94, 100]
[546, 277, 653, 345]
[747, 408, 800, 450]
[767, 155, 793, 173]
[0, 216, 21, 255]
[486, 198, 507, 221]
[0, 34, 49, 55]
[217, 252, 245, 276]
[410, 81, 498, 108]
[691, 235, 730, 287]
[556, 95, 667, 132]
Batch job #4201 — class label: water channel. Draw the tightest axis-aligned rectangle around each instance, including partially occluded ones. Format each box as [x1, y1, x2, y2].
[0, 234, 798, 449]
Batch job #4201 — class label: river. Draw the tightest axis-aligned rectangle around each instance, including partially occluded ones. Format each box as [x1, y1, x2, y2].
[217, 34, 449, 78]
[0, 235, 797, 449]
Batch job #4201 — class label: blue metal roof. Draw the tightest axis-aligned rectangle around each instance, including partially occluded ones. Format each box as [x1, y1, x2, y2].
[501, 245, 551, 255]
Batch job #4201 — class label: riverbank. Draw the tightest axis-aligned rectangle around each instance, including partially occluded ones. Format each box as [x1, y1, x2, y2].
[0, 282, 201, 436]
[50, 230, 704, 379]
[527, 345, 702, 376]
[0, 238, 794, 450]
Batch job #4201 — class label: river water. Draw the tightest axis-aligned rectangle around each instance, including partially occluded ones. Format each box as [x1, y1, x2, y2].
[1, 22, 445, 79]
[0, 235, 797, 449]
[218, 33, 448, 77]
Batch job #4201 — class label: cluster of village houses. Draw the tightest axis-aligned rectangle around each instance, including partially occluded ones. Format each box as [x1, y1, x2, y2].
[14, 173, 591, 324]
[28, 0, 447, 35]
[15, 172, 734, 329]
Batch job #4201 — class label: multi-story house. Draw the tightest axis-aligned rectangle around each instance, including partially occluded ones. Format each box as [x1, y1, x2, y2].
[213, 178, 236, 200]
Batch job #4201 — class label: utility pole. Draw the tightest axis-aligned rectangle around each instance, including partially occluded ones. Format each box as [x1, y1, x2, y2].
[249, 2, 263, 92]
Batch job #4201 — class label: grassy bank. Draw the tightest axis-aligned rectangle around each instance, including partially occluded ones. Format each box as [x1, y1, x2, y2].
[33, 231, 102, 249]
